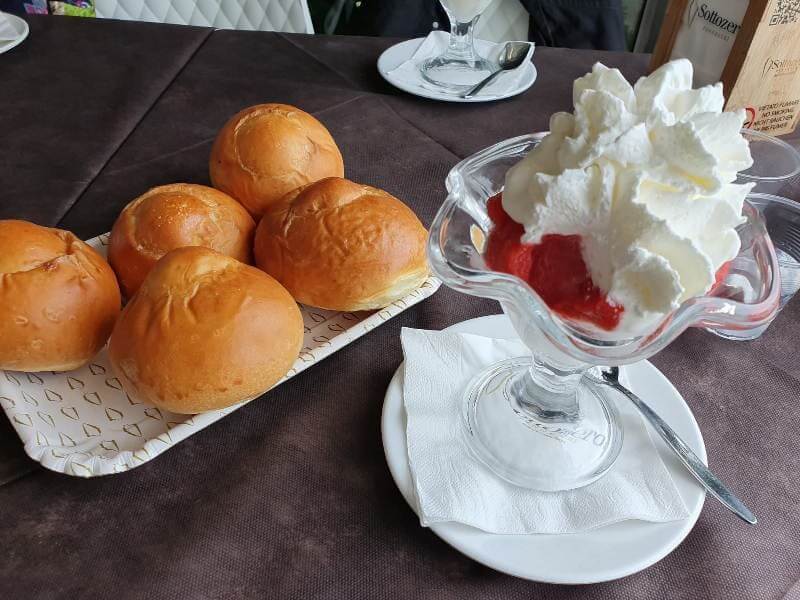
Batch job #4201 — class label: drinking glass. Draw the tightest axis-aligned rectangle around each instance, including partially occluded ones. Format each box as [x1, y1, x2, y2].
[427, 133, 781, 491]
[420, 0, 494, 91]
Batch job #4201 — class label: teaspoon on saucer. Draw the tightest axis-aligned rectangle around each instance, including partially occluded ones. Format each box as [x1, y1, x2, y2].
[461, 41, 531, 99]
[589, 366, 757, 525]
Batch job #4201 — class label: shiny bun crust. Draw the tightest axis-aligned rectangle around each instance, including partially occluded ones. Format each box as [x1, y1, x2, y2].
[108, 246, 303, 414]
[209, 103, 344, 218]
[254, 177, 429, 311]
[108, 183, 255, 298]
[0, 220, 121, 372]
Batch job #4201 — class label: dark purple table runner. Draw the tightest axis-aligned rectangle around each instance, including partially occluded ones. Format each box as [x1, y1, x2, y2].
[2, 16, 799, 600]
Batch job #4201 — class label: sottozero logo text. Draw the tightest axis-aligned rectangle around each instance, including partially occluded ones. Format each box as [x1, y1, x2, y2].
[686, 0, 742, 39]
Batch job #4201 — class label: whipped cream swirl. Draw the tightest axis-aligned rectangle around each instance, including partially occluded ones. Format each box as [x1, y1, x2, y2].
[502, 59, 754, 334]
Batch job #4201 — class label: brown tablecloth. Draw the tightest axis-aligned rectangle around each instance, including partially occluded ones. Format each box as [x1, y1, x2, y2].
[2, 15, 799, 600]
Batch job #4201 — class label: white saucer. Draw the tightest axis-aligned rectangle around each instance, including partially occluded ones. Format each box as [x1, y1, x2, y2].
[0, 12, 29, 55]
[377, 37, 537, 103]
[381, 314, 706, 584]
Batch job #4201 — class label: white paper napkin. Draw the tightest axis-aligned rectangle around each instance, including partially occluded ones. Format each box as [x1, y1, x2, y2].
[401, 328, 690, 534]
[0, 12, 20, 43]
[387, 31, 534, 97]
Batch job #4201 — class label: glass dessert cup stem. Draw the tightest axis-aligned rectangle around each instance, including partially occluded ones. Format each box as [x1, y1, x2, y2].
[420, 8, 493, 91]
[462, 329, 624, 491]
[442, 18, 480, 63]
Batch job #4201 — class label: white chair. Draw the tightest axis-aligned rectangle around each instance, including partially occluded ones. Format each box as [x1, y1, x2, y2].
[475, 0, 529, 44]
[94, 0, 314, 34]
[321, 0, 528, 42]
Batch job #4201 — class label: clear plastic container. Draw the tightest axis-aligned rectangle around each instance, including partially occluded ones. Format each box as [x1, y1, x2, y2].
[738, 128, 800, 194]
[718, 192, 800, 340]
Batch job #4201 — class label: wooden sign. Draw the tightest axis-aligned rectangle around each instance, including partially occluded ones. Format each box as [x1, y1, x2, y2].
[651, 0, 800, 135]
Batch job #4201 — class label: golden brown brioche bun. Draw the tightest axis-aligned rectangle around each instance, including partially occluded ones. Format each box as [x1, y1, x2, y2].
[254, 177, 429, 311]
[108, 183, 255, 298]
[108, 246, 303, 414]
[0, 220, 121, 372]
[209, 103, 344, 218]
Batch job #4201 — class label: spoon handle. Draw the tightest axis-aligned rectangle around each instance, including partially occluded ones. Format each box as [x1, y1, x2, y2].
[461, 70, 503, 99]
[604, 377, 757, 525]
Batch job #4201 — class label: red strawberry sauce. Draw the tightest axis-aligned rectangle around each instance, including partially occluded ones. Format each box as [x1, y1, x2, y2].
[484, 193, 623, 330]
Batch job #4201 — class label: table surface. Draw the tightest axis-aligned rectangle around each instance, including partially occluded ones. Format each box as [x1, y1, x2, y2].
[2, 15, 800, 600]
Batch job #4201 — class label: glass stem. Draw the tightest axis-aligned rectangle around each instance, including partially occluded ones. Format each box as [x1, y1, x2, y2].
[444, 17, 479, 64]
[510, 356, 585, 423]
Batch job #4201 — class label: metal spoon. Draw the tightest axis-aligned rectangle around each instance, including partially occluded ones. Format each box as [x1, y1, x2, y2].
[590, 366, 757, 525]
[461, 41, 531, 99]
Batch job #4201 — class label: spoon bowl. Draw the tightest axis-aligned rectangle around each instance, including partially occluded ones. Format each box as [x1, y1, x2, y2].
[497, 41, 532, 69]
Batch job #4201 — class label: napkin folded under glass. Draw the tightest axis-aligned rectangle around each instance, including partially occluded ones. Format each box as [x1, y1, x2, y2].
[387, 31, 534, 97]
[0, 12, 20, 43]
[401, 327, 690, 535]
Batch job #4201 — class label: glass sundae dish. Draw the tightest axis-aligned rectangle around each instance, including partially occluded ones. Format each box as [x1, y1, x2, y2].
[427, 60, 782, 492]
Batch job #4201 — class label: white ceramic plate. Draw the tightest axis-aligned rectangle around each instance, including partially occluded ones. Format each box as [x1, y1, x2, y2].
[381, 314, 706, 584]
[0, 12, 29, 55]
[377, 37, 537, 103]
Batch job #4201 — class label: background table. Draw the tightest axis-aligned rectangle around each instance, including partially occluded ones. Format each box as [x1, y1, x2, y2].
[2, 15, 799, 600]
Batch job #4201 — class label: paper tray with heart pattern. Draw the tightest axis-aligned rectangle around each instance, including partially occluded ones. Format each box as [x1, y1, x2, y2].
[0, 233, 440, 477]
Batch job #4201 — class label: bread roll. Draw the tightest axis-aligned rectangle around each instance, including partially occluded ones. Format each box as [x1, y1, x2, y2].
[254, 177, 429, 311]
[0, 220, 121, 372]
[108, 183, 255, 298]
[209, 103, 344, 218]
[108, 246, 303, 414]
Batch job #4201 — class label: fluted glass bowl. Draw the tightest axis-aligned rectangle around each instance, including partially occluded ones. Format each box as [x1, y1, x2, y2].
[427, 133, 781, 491]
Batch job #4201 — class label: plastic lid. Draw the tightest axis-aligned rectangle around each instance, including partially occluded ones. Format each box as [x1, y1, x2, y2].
[738, 128, 800, 183]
